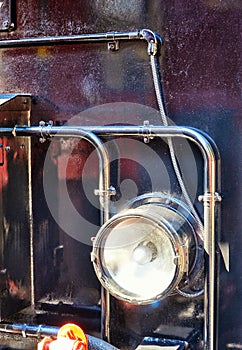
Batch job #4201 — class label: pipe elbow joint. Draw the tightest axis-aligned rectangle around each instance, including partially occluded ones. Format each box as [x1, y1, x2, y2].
[139, 29, 162, 56]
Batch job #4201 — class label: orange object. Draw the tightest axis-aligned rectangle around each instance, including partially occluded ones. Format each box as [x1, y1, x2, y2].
[37, 323, 88, 350]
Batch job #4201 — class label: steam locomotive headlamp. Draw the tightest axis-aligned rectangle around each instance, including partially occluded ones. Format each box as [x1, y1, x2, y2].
[91, 193, 203, 304]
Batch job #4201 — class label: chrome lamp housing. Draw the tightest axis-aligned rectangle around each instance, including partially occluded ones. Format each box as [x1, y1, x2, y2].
[91, 192, 204, 305]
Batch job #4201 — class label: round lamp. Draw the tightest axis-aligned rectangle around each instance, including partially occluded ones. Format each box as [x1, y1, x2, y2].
[91, 193, 203, 304]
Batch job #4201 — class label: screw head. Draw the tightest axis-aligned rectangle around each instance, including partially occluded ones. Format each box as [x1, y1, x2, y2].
[2, 20, 14, 30]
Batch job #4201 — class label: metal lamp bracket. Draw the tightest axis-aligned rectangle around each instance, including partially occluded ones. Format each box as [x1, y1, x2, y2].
[108, 40, 120, 51]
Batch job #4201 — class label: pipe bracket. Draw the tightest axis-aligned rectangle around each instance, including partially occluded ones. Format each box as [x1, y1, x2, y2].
[39, 120, 53, 143]
[198, 192, 222, 203]
[94, 186, 116, 197]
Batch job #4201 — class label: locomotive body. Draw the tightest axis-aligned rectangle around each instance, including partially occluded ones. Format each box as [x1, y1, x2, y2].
[0, 1, 241, 349]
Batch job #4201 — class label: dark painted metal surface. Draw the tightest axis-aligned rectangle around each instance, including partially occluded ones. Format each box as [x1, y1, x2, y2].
[0, 96, 32, 319]
[0, 1, 241, 349]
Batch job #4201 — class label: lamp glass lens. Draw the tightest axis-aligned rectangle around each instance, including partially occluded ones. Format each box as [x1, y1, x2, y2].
[101, 217, 177, 302]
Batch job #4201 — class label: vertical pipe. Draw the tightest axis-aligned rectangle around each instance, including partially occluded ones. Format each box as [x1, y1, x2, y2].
[195, 134, 218, 350]
[14, 126, 112, 341]
[27, 137, 35, 308]
[204, 168, 217, 350]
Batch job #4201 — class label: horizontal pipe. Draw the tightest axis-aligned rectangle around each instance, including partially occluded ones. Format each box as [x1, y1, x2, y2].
[0, 324, 119, 350]
[13, 124, 218, 182]
[0, 29, 161, 52]
[0, 124, 219, 225]
[0, 323, 59, 337]
[7, 125, 218, 195]
[0, 123, 220, 217]
[0, 31, 138, 48]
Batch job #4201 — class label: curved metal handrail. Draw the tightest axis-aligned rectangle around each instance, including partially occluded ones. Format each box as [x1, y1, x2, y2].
[0, 124, 221, 350]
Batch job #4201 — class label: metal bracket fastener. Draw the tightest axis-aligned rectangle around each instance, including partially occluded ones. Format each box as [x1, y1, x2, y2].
[12, 125, 17, 137]
[141, 120, 154, 144]
[3, 20, 14, 31]
[39, 120, 53, 143]
[108, 40, 119, 51]
[198, 192, 222, 203]
[21, 324, 27, 338]
[147, 40, 158, 56]
[94, 186, 116, 197]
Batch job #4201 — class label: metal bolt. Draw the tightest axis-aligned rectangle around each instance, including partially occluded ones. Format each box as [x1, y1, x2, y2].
[3, 21, 9, 28]
[108, 40, 119, 51]
[2, 20, 14, 30]
[109, 43, 115, 50]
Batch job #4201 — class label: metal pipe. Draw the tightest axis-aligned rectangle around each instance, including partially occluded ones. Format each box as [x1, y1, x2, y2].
[27, 136, 35, 309]
[0, 30, 161, 53]
[0, 125, 220, 349]
[1, 125, 111, 340]
[46, 124, 220, 350]
[19, 126, 111, 341]
[0, 323, 59, 337]
[0, 324, 119, 350]
[11, 125, 111, 225]
[90, 125, 219, 350]
[0, 31, 138, 47]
